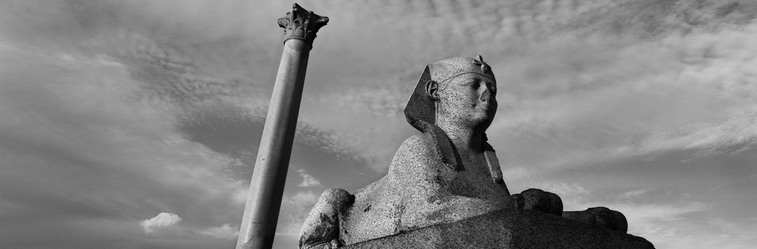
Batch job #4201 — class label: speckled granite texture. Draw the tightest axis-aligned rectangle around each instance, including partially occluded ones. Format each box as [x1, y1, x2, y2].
[342, 208, 655, 249]
[337, 133, 514, 245]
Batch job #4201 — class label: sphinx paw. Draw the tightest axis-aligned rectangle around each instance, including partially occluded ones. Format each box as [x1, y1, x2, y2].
[299, 188, 354, 249]
[512, 188, 563, 216]
[563, 207, 628, 233]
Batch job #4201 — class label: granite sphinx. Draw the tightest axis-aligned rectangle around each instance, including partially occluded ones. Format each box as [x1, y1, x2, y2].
[299, 56, 642, 249]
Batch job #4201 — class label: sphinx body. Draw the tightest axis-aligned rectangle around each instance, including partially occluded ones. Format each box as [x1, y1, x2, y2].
[340, 132, 514, 244]
[299, 132, 514, 248]
[298, 56, 628, 249]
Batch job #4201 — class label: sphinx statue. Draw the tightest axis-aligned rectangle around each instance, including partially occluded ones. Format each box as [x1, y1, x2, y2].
[298, 56, 629, 249]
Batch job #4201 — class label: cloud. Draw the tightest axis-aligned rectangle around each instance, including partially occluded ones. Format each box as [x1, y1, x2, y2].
[199, 223, 239, 239]
[277, 191, 319, 234]
[289, 192, 319, 205]
[0, 36, 247, 248]
[620, 202, 710, 234]
[280, 0, 757, 175]
[141, 213, 239, 240]
[141, 212, 182, 234]
[531, 178, 717, 246]
[528, 158, 757, 249]
[620, 189, 652, 199]
[615, 202, 757, 249]
[489, 17, 757, 170]
[0, 4, 377, 247]
[297, 169, 322, 188]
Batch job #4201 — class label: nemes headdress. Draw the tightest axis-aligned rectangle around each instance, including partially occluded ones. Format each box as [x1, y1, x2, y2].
[403, 56, 505, 186]
[428, 55, 495, 86]
[405, 56, 494, 134]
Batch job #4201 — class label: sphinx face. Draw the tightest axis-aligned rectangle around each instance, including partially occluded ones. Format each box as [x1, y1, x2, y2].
[437, 73, 497, 130]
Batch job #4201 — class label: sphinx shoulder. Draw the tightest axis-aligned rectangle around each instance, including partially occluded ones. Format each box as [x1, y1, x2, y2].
[387, 133, 443, 179]
[398, 133, 436, 157]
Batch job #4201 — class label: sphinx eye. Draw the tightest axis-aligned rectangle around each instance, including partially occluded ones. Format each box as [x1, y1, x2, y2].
[472, 81, 480, 89]
[467, 78, 481, 88]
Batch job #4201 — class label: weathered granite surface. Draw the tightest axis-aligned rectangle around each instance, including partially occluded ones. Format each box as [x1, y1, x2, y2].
[342, 209, 654, 249]
[299, 188, 354, 248]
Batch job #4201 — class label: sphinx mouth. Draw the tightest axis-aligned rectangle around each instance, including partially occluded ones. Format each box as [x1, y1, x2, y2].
[475, 105, 494, 112]
[476, 101, 495, 110]
[475, 104, 497, 115]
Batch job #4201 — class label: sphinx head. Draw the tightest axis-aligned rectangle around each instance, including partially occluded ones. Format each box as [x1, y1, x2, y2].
[405, 56, 498, 133]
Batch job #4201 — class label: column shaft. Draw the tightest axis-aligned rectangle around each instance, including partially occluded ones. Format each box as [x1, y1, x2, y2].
[236, 40, 310, 249]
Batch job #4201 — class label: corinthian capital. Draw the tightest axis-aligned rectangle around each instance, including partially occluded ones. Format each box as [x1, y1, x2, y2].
[277, 3, 329, 45]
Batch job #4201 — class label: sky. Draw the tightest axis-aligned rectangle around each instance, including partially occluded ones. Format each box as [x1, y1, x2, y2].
[0, 0, 756, 248]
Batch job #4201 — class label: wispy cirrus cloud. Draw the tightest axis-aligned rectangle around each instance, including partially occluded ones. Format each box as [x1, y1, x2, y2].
[199, 223, 239, 239]
[489, 4, 757, 170]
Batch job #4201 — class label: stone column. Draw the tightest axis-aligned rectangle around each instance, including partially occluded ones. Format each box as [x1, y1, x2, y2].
[236, 3, 328, 249]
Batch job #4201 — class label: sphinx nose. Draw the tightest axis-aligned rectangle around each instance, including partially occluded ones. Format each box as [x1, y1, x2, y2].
[480, 88, 491, 102]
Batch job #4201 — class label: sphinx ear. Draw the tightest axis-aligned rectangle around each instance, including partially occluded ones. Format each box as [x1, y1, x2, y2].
[425, 80, 439, 100]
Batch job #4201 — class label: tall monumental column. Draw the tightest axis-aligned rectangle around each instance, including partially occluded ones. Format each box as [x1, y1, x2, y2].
[236, 3, 328, 249]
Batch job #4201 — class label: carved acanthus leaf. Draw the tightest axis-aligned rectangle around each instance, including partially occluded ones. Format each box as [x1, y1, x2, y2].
[278, 3, 329, 45]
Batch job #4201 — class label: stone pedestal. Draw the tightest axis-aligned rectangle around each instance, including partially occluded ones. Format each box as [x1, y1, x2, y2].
[342, 209, 654, 249]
